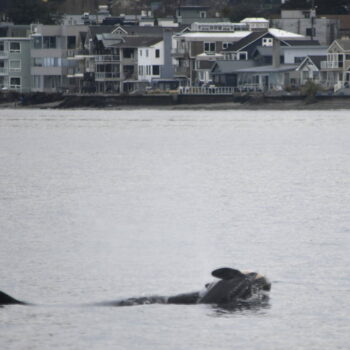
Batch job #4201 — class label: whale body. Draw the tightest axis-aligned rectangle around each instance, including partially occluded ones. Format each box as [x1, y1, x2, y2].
[0, 267, 271, 307]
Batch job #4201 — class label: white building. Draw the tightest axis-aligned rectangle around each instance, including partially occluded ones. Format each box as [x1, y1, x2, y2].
[138, 40, 164, 82]
[240, 18, 270, 31]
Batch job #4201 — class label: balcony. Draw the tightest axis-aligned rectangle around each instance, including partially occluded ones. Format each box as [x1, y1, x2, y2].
[95, 55, 120, 63]
[321, 61, 341, 69]
[95, 72, 120, 81]
[171, 47, 187, 58]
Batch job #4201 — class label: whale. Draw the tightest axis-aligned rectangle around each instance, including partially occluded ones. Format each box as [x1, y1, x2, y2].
[0, 267, 270, 307]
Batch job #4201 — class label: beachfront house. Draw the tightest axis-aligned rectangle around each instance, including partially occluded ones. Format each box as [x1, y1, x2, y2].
[320, 38, 350, 92]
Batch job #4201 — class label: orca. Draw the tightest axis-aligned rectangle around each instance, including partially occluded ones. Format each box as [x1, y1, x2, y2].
[0, 268, 270, 307]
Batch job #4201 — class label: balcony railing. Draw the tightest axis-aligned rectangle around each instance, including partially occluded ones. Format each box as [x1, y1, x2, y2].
[95, 72, 120, 81]
[321, 61, 341, 69]
[95, 55, 120, 63]
[171, 47, 187, 57]
[179, 86, 236, 95]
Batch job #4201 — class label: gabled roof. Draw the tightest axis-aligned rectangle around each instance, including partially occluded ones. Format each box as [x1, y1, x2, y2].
[113, 36, 163, 48]
[211, 60, 257, 74]
[335, 39, 350, 51]
[296, 55, 326, 71]
[224, 31, 268, 51]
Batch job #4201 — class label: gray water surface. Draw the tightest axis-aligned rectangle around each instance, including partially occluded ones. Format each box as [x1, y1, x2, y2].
[0, 109, 349, 349]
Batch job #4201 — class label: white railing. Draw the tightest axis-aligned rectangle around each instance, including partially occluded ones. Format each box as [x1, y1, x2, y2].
[179, 86, 236, 95]
[321, 61, 340, 69]
[95, 72, 120, 80]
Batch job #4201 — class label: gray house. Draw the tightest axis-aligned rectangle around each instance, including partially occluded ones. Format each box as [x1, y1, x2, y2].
[30, 24, 88, 93]
[0, 37, 32, 92]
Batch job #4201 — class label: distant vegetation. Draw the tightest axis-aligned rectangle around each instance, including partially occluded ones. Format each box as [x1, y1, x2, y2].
[282, 0, 350, 14]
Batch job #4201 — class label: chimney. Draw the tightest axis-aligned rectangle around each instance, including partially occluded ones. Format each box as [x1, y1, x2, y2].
[272, 39, 281, 68]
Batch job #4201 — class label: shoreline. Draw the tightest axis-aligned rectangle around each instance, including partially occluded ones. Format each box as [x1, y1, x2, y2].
[2, 92, 350, 110]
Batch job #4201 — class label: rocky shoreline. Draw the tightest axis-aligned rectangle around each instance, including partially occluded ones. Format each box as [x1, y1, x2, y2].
[2, 92, 350, 110]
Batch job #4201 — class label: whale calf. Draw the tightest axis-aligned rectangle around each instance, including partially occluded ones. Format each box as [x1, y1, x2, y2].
[0, 267, 270, 307]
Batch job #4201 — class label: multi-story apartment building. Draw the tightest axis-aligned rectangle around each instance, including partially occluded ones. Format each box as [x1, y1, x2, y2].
[30, 24, 88, 92]
[271, 9, 339, 46]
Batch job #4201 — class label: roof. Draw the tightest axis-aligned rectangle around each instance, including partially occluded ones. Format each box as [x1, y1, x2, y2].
[197, 60, 215, 70]
[236, 64, 297, 73]
[177, 31, 252, 41]
[284, 39, 321, 46]
[268, 28, 305, 39]
[241, 18, 269, 23]
[115, 36, 162, 48]
[335, 39, 350, 51]
[211, 60, 257, 74]
[225, 31, 267, 51]
[297, 55, 327, 70]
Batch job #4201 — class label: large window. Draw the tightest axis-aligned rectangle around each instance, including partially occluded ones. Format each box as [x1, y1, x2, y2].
[43, 36, 56, 49]
[10, 77, 21, 88]
[10, 42, 20, 52]
[9, 60, 21, 72]
[152, 65, 160, 75]
[67, 36, 76, 50]
[204, 42, 215, 53]
[33, 36, 42, 49]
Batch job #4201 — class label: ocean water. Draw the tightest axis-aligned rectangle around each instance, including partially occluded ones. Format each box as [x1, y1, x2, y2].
[0, 108, 349, 350]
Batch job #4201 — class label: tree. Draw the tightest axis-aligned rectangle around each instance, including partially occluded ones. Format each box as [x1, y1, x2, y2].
[282, 0, 350, 14]
[6, 0, 64, 24]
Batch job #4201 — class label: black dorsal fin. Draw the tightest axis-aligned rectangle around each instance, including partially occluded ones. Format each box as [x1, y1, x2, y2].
[211, 268, 245, 280]
[0, 290, 25, 305]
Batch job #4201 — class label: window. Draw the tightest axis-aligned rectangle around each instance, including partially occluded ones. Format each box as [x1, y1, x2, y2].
[0, 41, 4, 52]
[43, 36, 56, 49]
[33, 36, 42, 49]
[238, 52, 247, 60]
[204, 42, 215, 53]
[139, 49, 142, 57]
[262, 38, 273, 47]
[9, 60, 21, 72]
[33, 57, 43, 67]
[32, 75, 41, 89]
[200, 11, 207, 18]
[222, 42, 229, 50]
[294, 57, 304, 63]
[152, 65, 160, 75]
[10, 77, 21, 88]
[155, 49, 160, 58]
[306, 28, 316, 37]
[10, 42, 20, 52]
[67, 36, 76, 50]
[146, 49, 149, 57]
